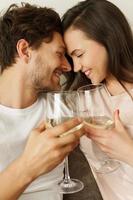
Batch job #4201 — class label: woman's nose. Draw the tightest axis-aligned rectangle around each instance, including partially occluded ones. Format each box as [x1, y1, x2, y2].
[73, 60, 82, 72]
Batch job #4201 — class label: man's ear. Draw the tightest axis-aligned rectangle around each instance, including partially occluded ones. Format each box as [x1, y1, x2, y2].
[16, 39, 31, 63]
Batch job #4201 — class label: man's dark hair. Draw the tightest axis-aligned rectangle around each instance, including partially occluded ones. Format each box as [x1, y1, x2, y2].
[0, 3, 62, 71]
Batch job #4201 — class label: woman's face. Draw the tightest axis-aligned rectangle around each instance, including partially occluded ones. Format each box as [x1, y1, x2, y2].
[64, 27, 109, 84]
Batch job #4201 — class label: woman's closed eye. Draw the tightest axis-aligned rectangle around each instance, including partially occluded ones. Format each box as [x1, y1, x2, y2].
[76, 53, 83, 58]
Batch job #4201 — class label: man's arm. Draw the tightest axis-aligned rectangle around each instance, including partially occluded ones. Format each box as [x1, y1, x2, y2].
[0, 118, 84, 200]
[0, 157, 32, 200]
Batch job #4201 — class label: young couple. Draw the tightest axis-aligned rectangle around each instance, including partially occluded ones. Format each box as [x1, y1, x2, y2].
[0, 0, 133, 199]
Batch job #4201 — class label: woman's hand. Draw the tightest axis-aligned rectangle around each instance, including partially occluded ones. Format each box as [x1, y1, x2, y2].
[84, 110, 133, 165]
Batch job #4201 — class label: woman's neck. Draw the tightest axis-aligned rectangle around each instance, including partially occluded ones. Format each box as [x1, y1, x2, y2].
[105, 75, 133, 96]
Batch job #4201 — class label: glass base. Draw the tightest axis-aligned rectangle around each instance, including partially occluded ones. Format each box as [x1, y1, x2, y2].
[58, 178, 84, 194]
[94, 159, 120, 174]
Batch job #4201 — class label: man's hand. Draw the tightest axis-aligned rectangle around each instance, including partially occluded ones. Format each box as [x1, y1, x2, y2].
[0, 118, 84, 200]
[21, 118, 84, 180]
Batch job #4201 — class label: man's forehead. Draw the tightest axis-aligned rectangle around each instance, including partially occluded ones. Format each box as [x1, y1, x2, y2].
[43, 32, 66, 51]
[56, 38, 66, 49]
[53, 32, 65, 44]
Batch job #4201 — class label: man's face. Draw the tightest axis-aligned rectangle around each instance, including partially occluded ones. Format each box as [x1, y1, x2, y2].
[28, 32, 71, 92]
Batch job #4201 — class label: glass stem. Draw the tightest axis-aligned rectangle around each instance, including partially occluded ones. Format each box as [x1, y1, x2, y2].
[64, 156, 71, 183]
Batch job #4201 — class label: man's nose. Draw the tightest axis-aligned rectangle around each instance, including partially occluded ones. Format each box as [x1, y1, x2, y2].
[61, 56, 71, 72]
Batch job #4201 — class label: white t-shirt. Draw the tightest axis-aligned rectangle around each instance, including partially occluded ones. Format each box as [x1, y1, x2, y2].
[0, 96, 64, 200]
[80, 85, 133, 200]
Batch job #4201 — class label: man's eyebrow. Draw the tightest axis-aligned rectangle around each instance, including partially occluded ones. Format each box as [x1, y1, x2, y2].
[58, 46, 66, 52]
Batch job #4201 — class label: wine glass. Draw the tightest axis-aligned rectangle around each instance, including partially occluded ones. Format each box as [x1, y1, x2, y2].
[45, 91, 84, 193]
[77, 83, 120, 173]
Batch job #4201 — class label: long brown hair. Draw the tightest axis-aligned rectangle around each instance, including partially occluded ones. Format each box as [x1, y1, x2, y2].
[62, 0, 133, 92]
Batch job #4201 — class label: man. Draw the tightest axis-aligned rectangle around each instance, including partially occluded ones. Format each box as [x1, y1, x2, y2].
[0, 3, 84, 200]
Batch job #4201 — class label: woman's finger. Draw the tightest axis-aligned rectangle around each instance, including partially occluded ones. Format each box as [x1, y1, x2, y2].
[84, 124, 107, 138]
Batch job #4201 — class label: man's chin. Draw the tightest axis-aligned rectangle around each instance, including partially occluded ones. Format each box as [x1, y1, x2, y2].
[42, 85, 61, 92]
[35, 81, 61, 93]
[51, 84, 61, 91]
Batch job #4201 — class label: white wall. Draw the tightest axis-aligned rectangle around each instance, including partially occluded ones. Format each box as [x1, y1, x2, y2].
[0, 0, 133, 28]
[0, 0, 82, 16]
[109, 0, 133, 28]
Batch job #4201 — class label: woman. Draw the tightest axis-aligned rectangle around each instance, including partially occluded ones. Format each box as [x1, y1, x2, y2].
[62, 0, 133, 199]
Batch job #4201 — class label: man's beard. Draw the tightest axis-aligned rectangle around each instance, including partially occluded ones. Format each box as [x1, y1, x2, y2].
[33, 83, 51, 95]
[31, 70, 61, 94]
[33, 80, 61, 95]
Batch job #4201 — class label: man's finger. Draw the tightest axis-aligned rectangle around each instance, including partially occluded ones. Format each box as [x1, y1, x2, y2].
[37, 121, 47, 132]
[58, 126, 84, 146]
[47, 118, 83, 137]
[59, 142, 79, 160]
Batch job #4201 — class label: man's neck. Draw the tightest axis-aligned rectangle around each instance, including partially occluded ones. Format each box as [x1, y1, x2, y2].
[0, 67, 37, 109]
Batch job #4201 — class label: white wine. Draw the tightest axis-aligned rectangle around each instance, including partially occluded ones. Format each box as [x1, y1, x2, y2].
[84, 116, 114, 129]
[45, 117, 83, 137]
[46, 117, 73, 127]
